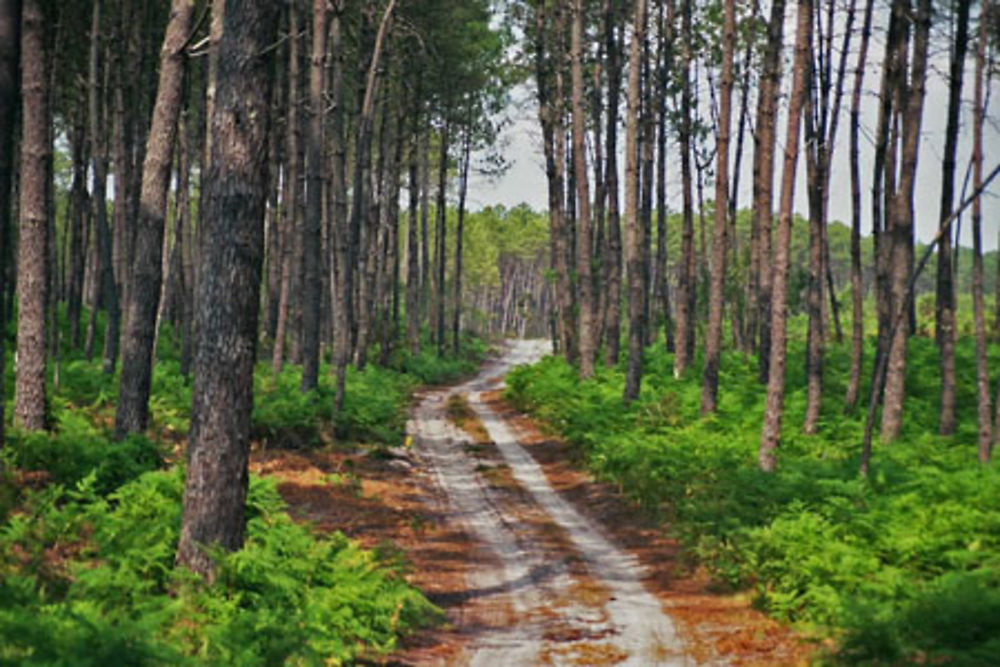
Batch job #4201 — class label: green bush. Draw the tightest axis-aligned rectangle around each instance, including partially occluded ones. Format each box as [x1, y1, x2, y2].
[5, 409, 163, 495]
[507, 336, 1000, 663]
[0, 469, 441, 665]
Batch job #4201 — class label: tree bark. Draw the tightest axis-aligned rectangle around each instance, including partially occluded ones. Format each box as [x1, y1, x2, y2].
[976, 0, 995, 463]
[751, 0, 785, 384]
[176, 0, 278, 579]
[759, 0, 811, 472]
[406, 91, 422, 356]
[603, 9, 623, 367]
[571, 0, 595, 377]
[0, 0, 19, 445]
[656, 1, 676, 353]
[700, 0, 734, 414]
[880, 0, 930, 443]
[623, 0, 647, 403]
[330, 0, 350, 413]
[115, 0, 194, 438]
[67, 109, 88, 350]
[845, 0, 874, 410]
[273, 2, 300, 375]
[14, 0, 48, 432]
[434, 118, 449, 357]
[300, 0, 327, 391]
[88, 0, 119, 377]
[936, 0, 972, 434]
[452, 106, 473, 356]
[673, 0, 696, 378]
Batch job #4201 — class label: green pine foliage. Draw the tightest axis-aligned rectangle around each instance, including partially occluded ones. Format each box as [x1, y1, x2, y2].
[506, 333, 1000, 664]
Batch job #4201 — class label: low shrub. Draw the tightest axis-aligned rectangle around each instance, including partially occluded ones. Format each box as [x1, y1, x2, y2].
[0, 468, 441, 665]
[4, 409, 163, 496]
[506, 336, 1000, 663]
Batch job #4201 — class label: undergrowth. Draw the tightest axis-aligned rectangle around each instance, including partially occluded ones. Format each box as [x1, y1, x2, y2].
[1, 314, 486, 663]
[0, 469, 441, 664]
[506, 333, 1000, 664]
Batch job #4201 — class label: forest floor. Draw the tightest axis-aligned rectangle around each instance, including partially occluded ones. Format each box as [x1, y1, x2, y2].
[253, 341, 817, 665]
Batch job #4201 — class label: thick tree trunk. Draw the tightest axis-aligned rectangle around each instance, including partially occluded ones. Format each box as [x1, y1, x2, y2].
[176, 0, 278, 579]
[623, 0, 647, 403]
[14, 0, 48, 432]
[571, 0, 595, 377]
[300, 0, 327, 391]
[845, 0, 874, 410]
[673, 0, 696, 378]
[115, 0, 194, 438]
[0, 0, 19, 445]
[936, 0, 971, 434]
[759, 0, 811, 472]
[452, 111, 472, 356]
[700, 0, 734, 414]
[751, 0, 785, 384]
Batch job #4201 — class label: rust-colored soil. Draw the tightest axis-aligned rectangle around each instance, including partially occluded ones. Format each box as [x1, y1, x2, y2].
[480, 390, 818, 666]
[250, 385, 816, 666]
[249, 446, 475, 664]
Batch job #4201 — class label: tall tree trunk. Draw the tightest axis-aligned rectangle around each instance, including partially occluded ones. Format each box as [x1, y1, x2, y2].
[700, 0, 735, 413]
[176, 0, 277, 579]
[406, 91, 422, 356]
[870, 5, 903, 416]
[603, 10, 623, 367]
[845, 0, 874, 410]
[14, 0, 48, 432]
[639, 26, 654, 348]
[880, 0, 930, 443]
[591, 24, 606, 353]
[571, 0, 595, 377]
[623, 0, 647, 403]
[330, 0, 350, 413]
[87, 0, 119, 377]
[349, 0, 396, 368]
[656, 1, 675, 354]
[115, 0, 194, 438]
[936, 0, 972, 434]
[759, 0, 811, 472]
[301, 0, 327, 391]
[265, 52, 283, 342]
[434, 118, 449, 357]
[452, 108, 472, 356]
[273, 2, 299, 375]
[751, 0, 785, 383]
[67, 111, 88, 350]
[0, 0, 19, 445]
[977, 0, 996, 463]
[803, 18, 826, 434]
[673, 0, 696, 378]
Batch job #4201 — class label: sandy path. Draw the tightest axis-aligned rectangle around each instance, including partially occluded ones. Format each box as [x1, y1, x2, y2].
[408, 340, 693, 666]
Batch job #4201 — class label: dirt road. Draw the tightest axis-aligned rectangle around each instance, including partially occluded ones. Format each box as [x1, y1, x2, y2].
[408, 340, 693, 666]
